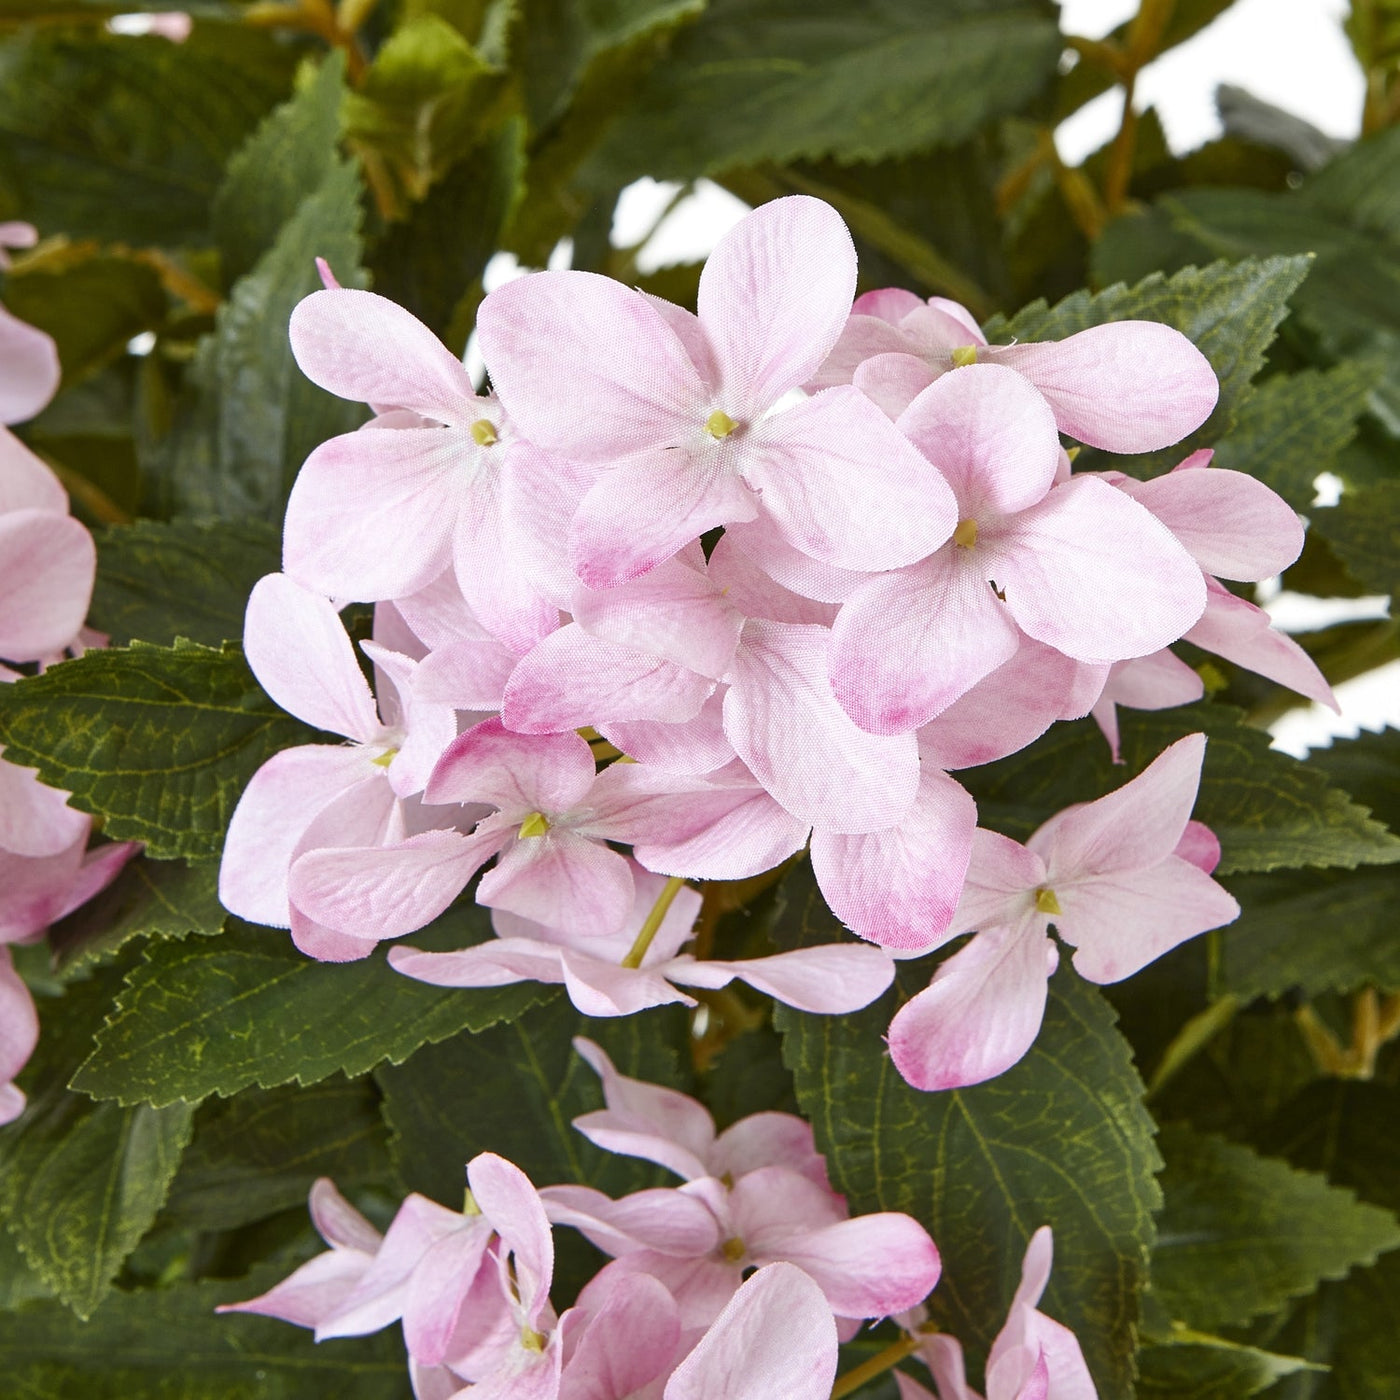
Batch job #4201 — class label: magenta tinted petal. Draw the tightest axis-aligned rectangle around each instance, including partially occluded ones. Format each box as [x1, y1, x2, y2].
[467, 1151, 554, 1326]
[427, 717, 597, 813]
[562, 1271, 681, 1400]
[541, 1184, 721, 1259]
[601, 690, 736, 774]
[478, 829, 635, 937]
[0, 509, 94, 662]
[951, 828, 1043, 934]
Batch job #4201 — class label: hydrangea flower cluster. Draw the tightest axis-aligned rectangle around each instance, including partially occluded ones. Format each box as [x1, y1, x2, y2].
[222, 1042, 1083, 1399]
[0, 224, 138, 1121]
[220, 193, 1326, 1092]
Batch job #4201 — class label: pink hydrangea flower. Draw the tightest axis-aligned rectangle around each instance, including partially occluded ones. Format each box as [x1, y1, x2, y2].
[478, 196, 958, 588]
[813, 285, 1218, 454]
[888, 734, 1240, 1091]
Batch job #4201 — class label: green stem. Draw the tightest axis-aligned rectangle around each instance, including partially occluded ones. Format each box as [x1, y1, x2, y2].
[830, 1334, 923, 1399]
[621, 875, 686, 969]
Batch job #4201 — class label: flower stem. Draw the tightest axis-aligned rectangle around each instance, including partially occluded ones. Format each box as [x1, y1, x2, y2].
[829, 1333, 923, 1399]
[621, 876, 686, 969]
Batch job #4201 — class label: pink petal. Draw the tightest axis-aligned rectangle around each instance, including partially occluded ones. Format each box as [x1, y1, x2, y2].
[245, 574, 384, 743]
[706, 530, 845, 622]
[1029, 732, 1207, 879]
[897, 363, 1062, 517]
[1176, 819, 1221, 873]
[559, 948, 696, 1017]
[427, 718, 597, 814]
[740, 387, 957, 572]
[358, 643, 457, 798]
[829, 551, 1020, 734]
[575, 760, 764, 848]
[854, 288, 928, 322]
[643, 294, 720, 384]
[500, 442, 603, 610]
[809, 313, 920, 390]
[662, 1262, 838, 1400]
[0, 509, 94, 662]
[852, 351, 938, 418]
[0, 947, 38, 1084]
[477, 828, 635, 937]
[1090, 650, 1205, 763]
[218, 1247, 374, 1331]
[991, 321, 1218, 453]
[0, 304, 60, 425]
[219, 747, 378, 928]
[414, 637, 517, 711]
[711, 1113, 829, 1188]
[281, 428, 459, 602]
[698, 195, 856, 416]
[810, 767, 977, 950]
[724, 620, 920, 834]
[562, 1271, 681, 1400]
[289, 289, 479, 423]
[569, 448, 759, 590]
[600, 690, 736, 774]
[894, 1372, 939, 1400]
[388, 935, 568, 991]
[913, 1334, 978, 1400]
[541, 1184, 721, 1259]
[1114, 464, 1303, 581]
[0, 754, 88, 858]
[989, 476, 1207, 662]
[311, 1177, 384, 1255]
[887, 923, 1057, 1091]
[478, 271, 707, 460]
[49, 839, 139, 926]
[951, 828, 1044, 933]
[1056, 855, 1240, 983]
[467, 1151, 553, 1326]
[402, 1225, 496, 1366]
[671, 944, 896, 1015]
[0, 426, 66, 513]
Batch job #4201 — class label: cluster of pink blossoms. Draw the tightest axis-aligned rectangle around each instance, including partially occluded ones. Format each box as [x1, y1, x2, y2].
[0, 223, 137, 1122]
[221, 193, 1331, 1088]
[224, 1042, 1088, 1399]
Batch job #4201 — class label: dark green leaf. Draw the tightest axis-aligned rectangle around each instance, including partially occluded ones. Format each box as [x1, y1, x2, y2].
[1308, 727, 1400, 831]
[49, 855, 225, 976]
[0, 976, 192, 1319]
[1312, 481, 1400, 605]
[0, 641, 314, 860]
[0, 1229, 49, 1313]
[591, 0, 1061, 180]
[702, 1019, 799, 1129]
[1136, 1333, 1320, 1399]
[163, 1078, 391, 1231]
[776, 864, 1161, 1399]
[0, 27, 294, 244]
[1151, 1123, 1400, 1331]
[89, 518, 281, 648]
[148, 159, 367, 522]
[72, 911, 554, 1106]
[212, 51, 348, 286]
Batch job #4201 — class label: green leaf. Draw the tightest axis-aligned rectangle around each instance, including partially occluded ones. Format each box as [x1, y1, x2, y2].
[0, 27, 295, 244]
[0, 1265, 411, 1398]
[702, 1018, 799, 1129]
[49, 855, 225, 976]
[72, 911, 554, 1106]
[0, 640, 314, 860]
[994, 257, 1312, 474]
[89, 518, 281, 648]
[1136, 1333, 1321, 1399]
[1211, 360, 1381, 511]
[212, 51, 349, 286]
[0, 252, 165, 389]
[162, 1078, 391, 1231]
[378, 998, 692, 1206]
[0, 976, 193, 1319]
[1312, 481, 1400, 605]
[775, 867, 1161, 1399]
[1151, 1123, 1400, 1332]
[958, 703, 1400, 875]
[591, 0, 1062, 179]
[1308, 727, 1400, 831]
[0, 1229, 50, 1313]
[147, 158, 367, 523]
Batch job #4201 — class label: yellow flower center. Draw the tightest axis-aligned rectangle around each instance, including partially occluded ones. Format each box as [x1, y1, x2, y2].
[705, 409, 738, 438]
[371, 748, 398, 768]
[471, 418, 499, 446]
[1034, 886, 1062, 915]
[952, 518, 979, 549]
[951, 345, 979, 368]
[518, 811, 551, 839]
[720, 1236, 747, 1262]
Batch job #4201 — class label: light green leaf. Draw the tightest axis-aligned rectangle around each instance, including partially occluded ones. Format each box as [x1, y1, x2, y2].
[72, 912, 554, 1106]
[1152, 1123, 1400, 1332]
[590, 0, 1061, 179]
[89, 518, 281, 648]
[0, 641, 315, 860]
[1136, 1332, 1321, 1399]
[775, 865, 1161, 1400]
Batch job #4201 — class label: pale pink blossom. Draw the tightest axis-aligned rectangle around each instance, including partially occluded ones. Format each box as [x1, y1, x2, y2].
[477, 196, 958, 588]
[1083, 650, 1204, 765]
[0, 508, 96, 665]
[888, 735, 1239, 1091]
[0, 948, 38, 1125]
[0, 265, 60, 427]
[814, 286, 1217, 454]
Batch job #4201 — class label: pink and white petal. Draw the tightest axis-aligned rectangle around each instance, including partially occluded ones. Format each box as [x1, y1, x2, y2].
[0, 509, 94, 662]
[705, 531, 844, 623]
[991, 322, 1218, 453]
[808, 312, 920, 390]
[724, 620, 920, 834]
[393, 568, 489, 651]
[829, 552, 1021, 734]
[600, 690, 736, 774]
[289, 290, 479, 423]
[503, 624, 714, 735]
[1115, 466, 1303, 580]
[50, 840, 139, 925]
[288, 912, 382, 964]
[289, 828, 497, 943]
[311, 1177, 384, 1255]
[360, 645, 459, 798]
[1185, 581, 1337, 710]
[414, 637, 517, 711]
[569, 449, 759, 590]
[1029, 732, 1207, 879]
[1055, 855, 1240, 983]
[283, 428, 462, 602]
[887, 925, 1058, 1091]
[402, 1225, 496, 1366]
[895, 363, 1062, 516]
[854, 288, 928, 322]
[479, 271, 708, 459]
[895, 1371, 941, 1400]
[1176, 819, 1221, 874]
[467, 1151, 554, 1326]
[427, 717, 597, 814]
[1103, 648, 1204, 711]
[698, 195, 857, 416]
[662, 1262, 839, 1400]
[990, 476, 1206, 661]
[852, 351, 938, 419]
[951, 828, 1044, 934]
[671, 944, 895, 1015]
[219, 745, 373, 928]
[0, 756, 88, 858]
[0, 948, 38, 1085]
[243, 574, 381, 741]
[541, 1184, 721, 1259]
[575, 761, 765, 848]
[562, 1272, 681, 1400]
[809, 768, 977, 951]
[553, 934, 693, 1022]
[0, 305, 61, 425]
[501, 442, 601, 610]
[388, 935, 569, 991]
[0, 426, 66, 513]
[479, 829, 635, 937]
[915, 1334, 978, 1400]
[916, 298, 987, 346]
[986, 1346, 1051, 1400]
[217, 1247, 373, 1331]
[711, 1112, 828, 1187]
[740, 387, 957, 572]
